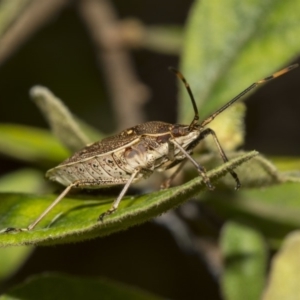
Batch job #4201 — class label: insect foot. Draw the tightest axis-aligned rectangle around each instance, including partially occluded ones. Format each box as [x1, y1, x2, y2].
[1, 227, 28, 234]
[204, 178, 215, 191]
[160, 179, 172, 190]
[98, 209, 116, 222]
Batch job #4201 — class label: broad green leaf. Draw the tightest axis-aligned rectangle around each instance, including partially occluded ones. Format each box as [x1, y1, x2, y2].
[263, 231, 300, 300]
[196, 152, 300, 188]
[0, 124, 69, 164]
[179, 0, 300, 155]
[0, 246, 33, 282]
[205, 183, 300, 241]
[180, 0, 300, 122]
[0, 151, 257, 246]
[271, 156, 300, 172]
[221, 222, 267, 300]
[0, 169, 47, 193]
[30, 86, 102, 152]
[0, 273, 162, 300]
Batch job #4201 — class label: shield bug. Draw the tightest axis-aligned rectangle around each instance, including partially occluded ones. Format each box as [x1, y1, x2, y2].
[4, 63, 298, 232]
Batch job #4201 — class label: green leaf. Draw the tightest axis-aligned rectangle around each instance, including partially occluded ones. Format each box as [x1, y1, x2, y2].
[0, 273, 162, 300]
[221, 222, 267, 300]
[0, 151, 257, 246]
[0, 124, 69, 164]
[181, 0, 300, 121]
[262, 230, 300, 300]
[0, 169, 47, 193]
[179, 0, 300, 154]
[30, 86, 102, 152]
[202, 103, 246, 152]
[262, 231, 300, 300]
[205, 183, 300, 241]
[0, 246, 33, 282]
[271, 156, 300, 172]
[196, 152, 300, 188]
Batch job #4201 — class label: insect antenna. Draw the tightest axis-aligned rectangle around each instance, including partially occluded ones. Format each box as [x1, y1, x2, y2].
[169, 67, 199, 130]
[201, 63, 299, 127]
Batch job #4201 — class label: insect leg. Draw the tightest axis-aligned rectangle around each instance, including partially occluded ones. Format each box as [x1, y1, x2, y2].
[200, 128, 241, 190]
[3, 182, 77, 232]
[98, 168, 141, 221]
[170, 140, 215, 190]
[161, 159, 188, 189]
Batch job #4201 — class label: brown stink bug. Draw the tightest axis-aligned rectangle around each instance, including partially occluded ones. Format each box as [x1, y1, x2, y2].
[4, 63, 298, 232]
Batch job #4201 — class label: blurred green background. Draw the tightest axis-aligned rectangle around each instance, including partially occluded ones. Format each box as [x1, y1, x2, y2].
[0, 0, 300, 299]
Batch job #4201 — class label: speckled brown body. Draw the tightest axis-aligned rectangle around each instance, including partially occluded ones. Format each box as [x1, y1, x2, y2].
[46, 121, 199, 188]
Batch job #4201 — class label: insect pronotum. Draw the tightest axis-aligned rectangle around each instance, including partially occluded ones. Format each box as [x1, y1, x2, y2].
[4, 63, 298, 232]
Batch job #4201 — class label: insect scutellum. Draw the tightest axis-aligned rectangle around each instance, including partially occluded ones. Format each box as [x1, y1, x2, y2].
[3, 63, 298, 232]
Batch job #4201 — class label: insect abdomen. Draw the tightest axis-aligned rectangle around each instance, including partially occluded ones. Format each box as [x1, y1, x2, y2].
[46, 153, 132, 187]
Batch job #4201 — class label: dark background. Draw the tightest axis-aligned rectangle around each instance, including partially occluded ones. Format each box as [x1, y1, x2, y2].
[0, 1, 299, 299]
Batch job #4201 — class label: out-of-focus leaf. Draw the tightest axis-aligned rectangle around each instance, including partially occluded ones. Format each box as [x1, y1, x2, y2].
[0, 124, 69, 164]
[181, 0, 300, 122]
[203, 103, 246, 152]
[221, 222, 267, 300]
[0, 246, 33, 282]
[196, 152, 300, 188]
[0, 151, 257, 246]
[263, 230, 300, 300]
[0, 273, 162, 300]
[271, 156, 300, 172]
[0, 169, 47, 193]
[179, 0, 300, 156]
[205, 183, 300, 240]
[30, 86, 102, 152]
